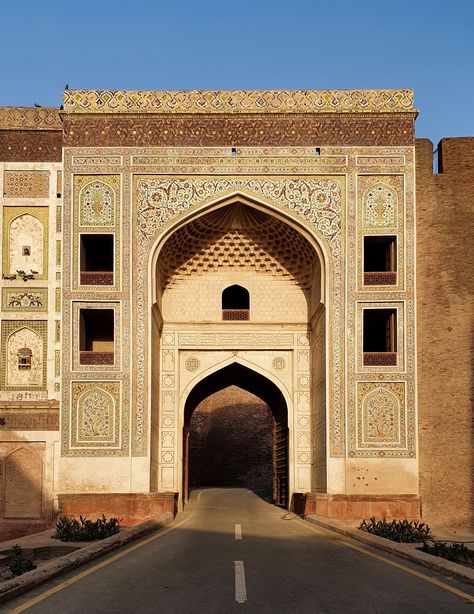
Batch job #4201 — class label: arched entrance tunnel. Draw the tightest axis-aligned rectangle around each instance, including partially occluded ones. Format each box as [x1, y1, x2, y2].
[183, 363, 289, 506]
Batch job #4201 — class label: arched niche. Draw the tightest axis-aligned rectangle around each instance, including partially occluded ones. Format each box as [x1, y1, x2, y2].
[4, 447, 43, 519]
[222, 285, 250, 309]
[6, 327, 43, 388]
[8, 213, 44, 275]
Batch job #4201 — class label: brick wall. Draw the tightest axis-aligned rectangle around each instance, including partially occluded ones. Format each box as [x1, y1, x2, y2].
[189, 386, 273, 492]
[162, 273, 308, 323]
[416, 137, 474, 527]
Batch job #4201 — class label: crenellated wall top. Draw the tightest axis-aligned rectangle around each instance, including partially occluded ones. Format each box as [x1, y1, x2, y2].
[0, 107, 62, 130]
[63, 89, 415, 115]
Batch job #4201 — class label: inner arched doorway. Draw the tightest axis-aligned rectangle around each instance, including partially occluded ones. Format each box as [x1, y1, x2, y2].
[183, 363, 289, 506]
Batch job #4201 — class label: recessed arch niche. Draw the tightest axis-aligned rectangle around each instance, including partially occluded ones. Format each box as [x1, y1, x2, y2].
[149, 194, 328, 506]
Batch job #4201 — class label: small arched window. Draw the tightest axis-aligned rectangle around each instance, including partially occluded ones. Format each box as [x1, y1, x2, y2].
[222, 285, 249, 320]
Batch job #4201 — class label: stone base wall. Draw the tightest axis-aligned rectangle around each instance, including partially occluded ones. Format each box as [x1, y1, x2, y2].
[0, 520, 52, 541]
[303, 493, 421, 521]
[57, 493, 178, 524]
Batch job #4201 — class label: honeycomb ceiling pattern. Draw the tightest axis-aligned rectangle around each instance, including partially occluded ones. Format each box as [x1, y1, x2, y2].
[158, 204, 316, 290]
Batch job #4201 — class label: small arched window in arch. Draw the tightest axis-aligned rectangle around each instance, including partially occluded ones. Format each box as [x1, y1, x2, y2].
[17, 347, 32, 370]
[222, 285, 250, 320]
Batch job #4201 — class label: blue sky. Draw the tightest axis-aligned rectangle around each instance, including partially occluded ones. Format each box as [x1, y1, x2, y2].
[1, 0, 472, 145]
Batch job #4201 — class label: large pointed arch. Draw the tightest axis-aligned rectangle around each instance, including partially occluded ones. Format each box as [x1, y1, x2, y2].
[144, 186, 333, 506]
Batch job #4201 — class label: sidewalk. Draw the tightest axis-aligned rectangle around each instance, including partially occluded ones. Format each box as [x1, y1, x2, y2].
[305, 515, 474, 585]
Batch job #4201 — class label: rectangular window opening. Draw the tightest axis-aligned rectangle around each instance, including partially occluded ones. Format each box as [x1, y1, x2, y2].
[364, 236, 397, 285]
[80, 234, 114, 285]
[363, 308, 397, 366]
[79, 309, 114, 365]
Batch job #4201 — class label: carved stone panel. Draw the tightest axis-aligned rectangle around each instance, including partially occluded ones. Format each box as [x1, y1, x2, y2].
[3, 170, 50, 198]
[354, 382, 412, 456]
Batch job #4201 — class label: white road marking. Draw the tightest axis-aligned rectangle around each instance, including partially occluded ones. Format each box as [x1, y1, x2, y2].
[234, 560, 247, 603]
[235, 523, 242, 540]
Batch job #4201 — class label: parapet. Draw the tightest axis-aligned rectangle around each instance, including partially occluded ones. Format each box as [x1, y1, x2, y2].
[62, 89, 415, 115]
[416, 137, 474, 176]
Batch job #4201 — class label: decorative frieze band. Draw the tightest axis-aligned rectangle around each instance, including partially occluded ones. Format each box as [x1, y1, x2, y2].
[177, 332, 295, 347]
[62, 115, 415, 147]
[63, 89, 415, 114]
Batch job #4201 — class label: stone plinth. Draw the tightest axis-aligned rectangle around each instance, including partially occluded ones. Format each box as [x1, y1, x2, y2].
[57, 493, 178, 524]
[303, 493, 421, 521]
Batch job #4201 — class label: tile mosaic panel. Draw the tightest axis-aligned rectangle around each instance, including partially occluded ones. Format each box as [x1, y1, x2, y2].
[70, 381, 123, 449]
[2, 288, 47, 312]
[0, 320, 47, 391]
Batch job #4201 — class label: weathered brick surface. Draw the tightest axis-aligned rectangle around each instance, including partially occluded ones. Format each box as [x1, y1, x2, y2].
[0, 407, 59, 431]
[416, 138, 474, 527]
[0, 520, 50, 541]
[189, 386, 273, 490]
[0, 130, 62, 161]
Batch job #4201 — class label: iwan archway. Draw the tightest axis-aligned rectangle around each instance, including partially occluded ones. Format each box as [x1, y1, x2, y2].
[149, 192, 329, 509]
[183, 363, 289, 506]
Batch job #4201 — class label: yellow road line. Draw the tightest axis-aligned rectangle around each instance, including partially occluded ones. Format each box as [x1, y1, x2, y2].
[296, 518, 474, 604]
[8, 514, 191, 614]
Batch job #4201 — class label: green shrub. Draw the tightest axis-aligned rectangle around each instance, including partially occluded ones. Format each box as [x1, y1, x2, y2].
[421, 540, 473, 565]
[54, 515, 120, 542]
[9, 545, 36, 576]
[359, 517, 432, 543]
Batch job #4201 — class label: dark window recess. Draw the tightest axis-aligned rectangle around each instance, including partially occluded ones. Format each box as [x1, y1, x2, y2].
[364, 236, 397, 285]
[79, 309, 114, 365]
[80, 235, 114, 285]
[363, 309, 397, 366]
[222, 285, 250, 320]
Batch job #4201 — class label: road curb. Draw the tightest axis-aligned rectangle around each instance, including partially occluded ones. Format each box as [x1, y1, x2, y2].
[0, 513, 174, 604]
[305, 515, 474, 585]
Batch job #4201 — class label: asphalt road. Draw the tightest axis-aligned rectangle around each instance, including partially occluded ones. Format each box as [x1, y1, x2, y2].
[4, 488, 474, 613]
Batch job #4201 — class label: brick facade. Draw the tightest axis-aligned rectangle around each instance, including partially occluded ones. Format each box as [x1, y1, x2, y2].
[416, 138, 474, 527]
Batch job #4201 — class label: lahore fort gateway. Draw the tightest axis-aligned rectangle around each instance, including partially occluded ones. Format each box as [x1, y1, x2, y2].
[0, 89, 472, 538]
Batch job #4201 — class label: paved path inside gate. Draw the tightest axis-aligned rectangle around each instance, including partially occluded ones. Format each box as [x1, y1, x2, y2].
[4, 488, 474, 613]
